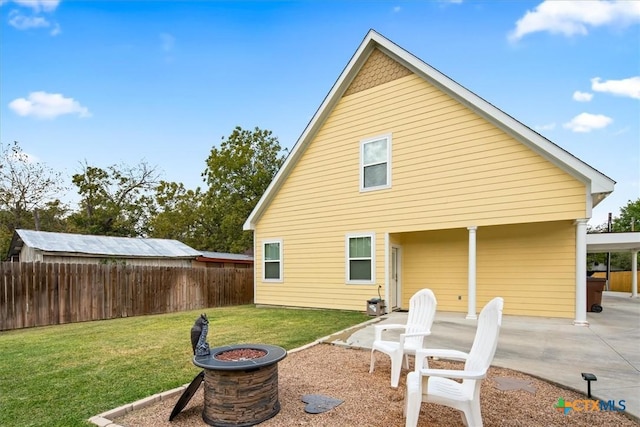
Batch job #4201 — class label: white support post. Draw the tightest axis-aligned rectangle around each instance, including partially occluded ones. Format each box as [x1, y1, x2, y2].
[384, 232, 390, 312]
[466, 226, 477, 320]
[574, 219, 588, 326]
[632, 250, 638, 298]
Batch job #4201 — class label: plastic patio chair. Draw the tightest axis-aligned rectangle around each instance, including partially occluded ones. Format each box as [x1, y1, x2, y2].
[404, 297, 504, 427]
[369, 288, 437, 388]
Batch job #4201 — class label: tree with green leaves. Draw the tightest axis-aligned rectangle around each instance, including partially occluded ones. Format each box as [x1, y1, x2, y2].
[611, 198, 640, 271]
[0, 141, 68, 258]
[588, 198, 640, 271]
[68, 160, 160, 236]
[612, 198, 640, 232]
[148, 181, 204, 248]
[200, 126, 287, 253]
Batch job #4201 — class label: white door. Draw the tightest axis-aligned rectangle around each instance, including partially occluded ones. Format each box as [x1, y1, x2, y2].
[391, 246, 401, 309]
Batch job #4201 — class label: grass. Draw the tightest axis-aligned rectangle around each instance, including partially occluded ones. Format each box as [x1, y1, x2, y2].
[0, 305, 369, 427]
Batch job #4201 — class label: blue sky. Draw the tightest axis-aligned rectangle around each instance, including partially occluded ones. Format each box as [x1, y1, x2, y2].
[1, 0, 638, 227]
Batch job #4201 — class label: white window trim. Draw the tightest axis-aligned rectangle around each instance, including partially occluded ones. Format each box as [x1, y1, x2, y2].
[262, 239, 283, 283]
[345, 232, 376, 285]
[360, 133, 392, 192]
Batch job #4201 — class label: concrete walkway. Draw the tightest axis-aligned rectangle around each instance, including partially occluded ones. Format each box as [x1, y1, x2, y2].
[325, 292, 640, 421]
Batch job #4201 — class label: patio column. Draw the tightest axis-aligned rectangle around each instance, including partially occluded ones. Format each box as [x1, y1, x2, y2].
[466, 226, 477, 320]
[574, 219, 588, 326]
[632, 250, 638, 298]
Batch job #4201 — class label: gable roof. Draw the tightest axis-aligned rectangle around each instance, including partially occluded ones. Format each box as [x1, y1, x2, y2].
[8, 229, 202, 259]
[244, 30, 615, 230]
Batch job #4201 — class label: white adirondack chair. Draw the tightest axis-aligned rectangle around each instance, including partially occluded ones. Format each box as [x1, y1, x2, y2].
[369, 288, 437, 388]
[405, 297, 504, 427]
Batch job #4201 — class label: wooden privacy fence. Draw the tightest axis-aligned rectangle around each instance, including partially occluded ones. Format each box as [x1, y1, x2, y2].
[592, 271, 639, 293]
[0, 262, 254, 331]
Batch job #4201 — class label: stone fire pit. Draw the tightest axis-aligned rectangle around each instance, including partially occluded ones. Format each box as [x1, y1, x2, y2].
[193, 344, 287, 427]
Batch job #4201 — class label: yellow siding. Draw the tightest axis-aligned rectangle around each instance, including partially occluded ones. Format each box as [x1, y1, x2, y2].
[476, 221, 576, 318]
[265, 74, 585, 234]
[399, 229, 468, 311]
[255, 233, 385, 311]
[254, 71, 585, 314]
[398, 222, 576, 318]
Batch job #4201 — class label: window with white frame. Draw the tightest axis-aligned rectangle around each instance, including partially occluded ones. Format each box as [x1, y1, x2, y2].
[263, 240, 282, 281]
[360, 134, 391, 191]
[346, 233, 375, 284]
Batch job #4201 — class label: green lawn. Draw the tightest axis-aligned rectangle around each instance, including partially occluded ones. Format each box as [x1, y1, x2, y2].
[0, 305, 369, 427]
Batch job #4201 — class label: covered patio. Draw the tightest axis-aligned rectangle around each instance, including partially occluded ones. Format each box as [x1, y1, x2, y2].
[587, 232, 640, 298]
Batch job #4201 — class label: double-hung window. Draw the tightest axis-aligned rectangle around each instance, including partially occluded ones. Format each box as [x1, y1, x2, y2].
[346, 233, 375, 284]
[360, 134, 391, 191]
[263, 239, 282, 282]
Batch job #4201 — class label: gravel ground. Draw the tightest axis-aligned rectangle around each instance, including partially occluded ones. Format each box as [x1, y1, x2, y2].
[114, 344, 638, 427]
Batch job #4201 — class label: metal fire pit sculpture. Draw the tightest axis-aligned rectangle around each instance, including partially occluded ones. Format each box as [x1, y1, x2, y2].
[191, 313, 211, 356]
[169, 313, 210, 422]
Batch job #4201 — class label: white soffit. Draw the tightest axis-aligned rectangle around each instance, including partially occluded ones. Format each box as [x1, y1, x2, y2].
[586, 232, 640, 253]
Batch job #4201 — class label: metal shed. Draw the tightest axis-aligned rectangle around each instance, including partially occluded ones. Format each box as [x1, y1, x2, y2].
[7, 229, 202, 267]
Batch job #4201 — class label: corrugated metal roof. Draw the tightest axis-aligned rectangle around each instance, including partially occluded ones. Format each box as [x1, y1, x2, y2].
[15, 229, 202, 258]
[198, 251, 253, 262]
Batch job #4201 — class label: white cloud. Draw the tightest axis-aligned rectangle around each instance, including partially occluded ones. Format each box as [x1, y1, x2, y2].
[572, 91, 593, 102]
[160, 32, 175, 52]
[509, 0, 640, 42]
[8, 9, 49, 29]
[591, 76, 640, 99]
[535, 122, 556, 131]
[8, 91, 91, 119]
[6, 0, 61, 34]
[393, 6, 401, 13]
[12, 0, 60, 13]
[49, 21, 60, 35]
[563, 112, 613, 133]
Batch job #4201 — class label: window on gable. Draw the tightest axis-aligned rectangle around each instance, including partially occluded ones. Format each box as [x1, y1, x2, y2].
[346, 233, 375, 284]
[263, 240, 282, 281]
[361, 134, 391, 191]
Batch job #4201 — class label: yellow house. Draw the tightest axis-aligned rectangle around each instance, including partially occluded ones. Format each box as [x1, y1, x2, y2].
[244, 30, 615, 324]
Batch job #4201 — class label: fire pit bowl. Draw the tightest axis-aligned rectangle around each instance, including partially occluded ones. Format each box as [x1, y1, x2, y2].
[193, 344, 287, 427]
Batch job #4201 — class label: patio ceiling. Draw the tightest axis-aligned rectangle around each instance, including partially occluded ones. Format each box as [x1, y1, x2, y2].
[586, 232, 640, 253]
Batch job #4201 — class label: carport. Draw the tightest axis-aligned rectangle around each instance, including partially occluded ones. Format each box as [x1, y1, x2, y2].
[586, 232, 640, 298]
